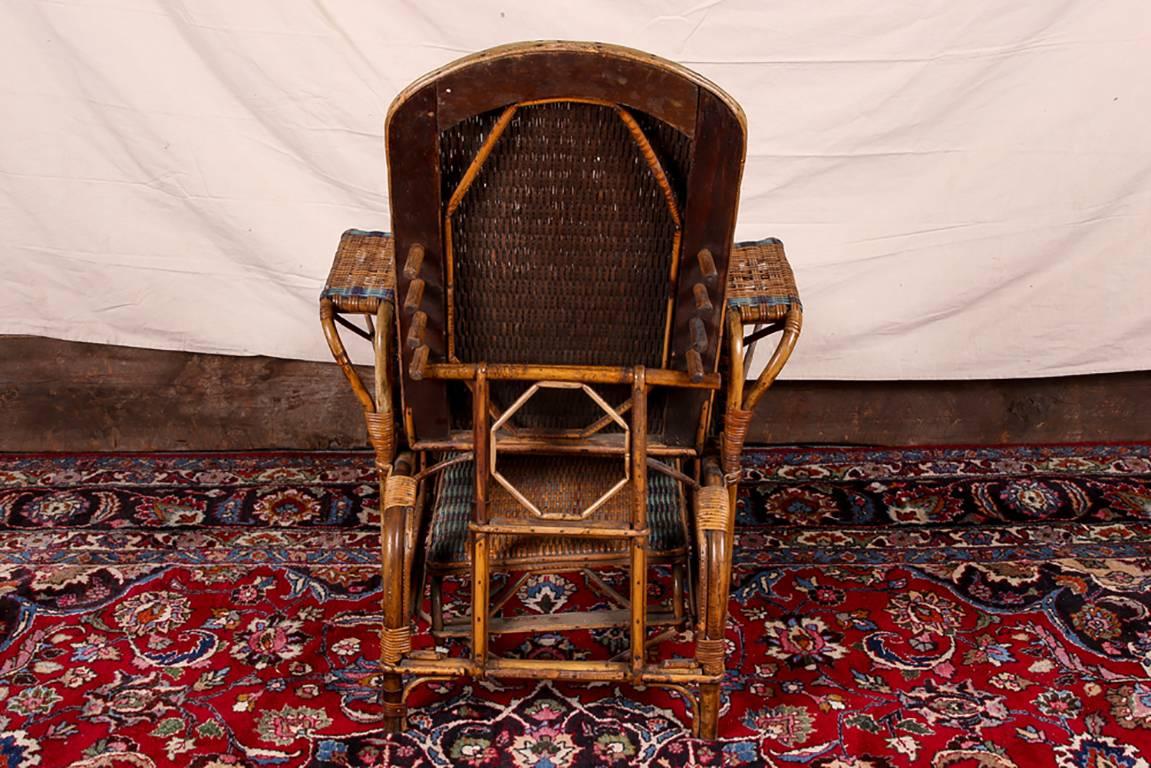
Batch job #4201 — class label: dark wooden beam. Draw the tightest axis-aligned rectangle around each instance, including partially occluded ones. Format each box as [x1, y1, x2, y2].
[0, 336, 369, 452]
[1, 336, 1147, 451]
[748, 374, 1150, 446]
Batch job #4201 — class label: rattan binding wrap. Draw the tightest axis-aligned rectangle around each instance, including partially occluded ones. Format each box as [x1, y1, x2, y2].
[364, 411, 394, 463]
[721, 408, 753, 478]
[694, 485, 730, 532]
[322, 230, 396, 314]
[384, 474, 418, 511]
[380, 625, 412, 664]
[727, 238, 801, 324]
[695, 638, 727, 674]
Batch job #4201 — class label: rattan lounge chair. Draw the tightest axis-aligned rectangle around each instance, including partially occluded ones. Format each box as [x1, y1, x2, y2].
[318, 41, 802, 739]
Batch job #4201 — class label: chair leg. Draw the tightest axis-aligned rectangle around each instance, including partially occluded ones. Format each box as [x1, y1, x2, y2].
[630, 539, 648, 672]
[382, 672, 405, 733]
[471, 533, 489, 666]
[380, 459, 415, 733]
[430, 574, 444, 634]
[672, 564, 685, 623]
[694, 464, 732, 740]
[698, 683, 721, 739]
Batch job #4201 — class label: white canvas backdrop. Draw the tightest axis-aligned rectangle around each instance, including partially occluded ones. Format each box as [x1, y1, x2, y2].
[2, 0, 1149, 379]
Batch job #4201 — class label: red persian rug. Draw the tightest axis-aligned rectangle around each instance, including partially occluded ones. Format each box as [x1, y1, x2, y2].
[2, 446, 1151, 767]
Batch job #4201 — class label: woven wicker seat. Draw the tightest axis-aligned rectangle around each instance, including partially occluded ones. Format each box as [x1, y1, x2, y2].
[317, 41, 803, 739]
[429, 456, 686, 567]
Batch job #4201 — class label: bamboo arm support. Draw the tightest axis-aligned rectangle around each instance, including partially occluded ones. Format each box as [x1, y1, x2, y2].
[721, 305, 802, 479]
[742, 305, 802, 414]
[371, 302, 396, 466]
[320, 298, 375, 413]
[320, 297, 397, 465]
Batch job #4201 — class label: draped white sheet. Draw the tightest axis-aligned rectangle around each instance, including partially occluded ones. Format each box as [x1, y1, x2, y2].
[2, 0, 1149, 379]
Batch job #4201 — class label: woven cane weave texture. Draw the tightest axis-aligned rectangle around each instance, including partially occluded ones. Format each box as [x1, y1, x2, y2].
[444, 102, 683, 369]
[727, 238, 801, 323]
[441, 103, 691, 430]
[321, 229, 395, 313]
[428, 454, 686, 567]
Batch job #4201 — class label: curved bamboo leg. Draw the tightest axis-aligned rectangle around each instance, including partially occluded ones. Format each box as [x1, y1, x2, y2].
[381, 452, 416, 732]
[696, 305, 802, 739]
[694, 459, 730, 739]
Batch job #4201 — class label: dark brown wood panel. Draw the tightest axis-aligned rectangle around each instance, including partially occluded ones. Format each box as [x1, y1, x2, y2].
[3, 336, 1147, 451]
[434, 45, 698, 135]
[748, 375, 1151, 445]
[387, 83, 452, 441]
[664, 89, 746, 445]
[0, 336, 369, 452]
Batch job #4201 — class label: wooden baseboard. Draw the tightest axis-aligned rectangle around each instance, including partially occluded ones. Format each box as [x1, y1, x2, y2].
[1, 336, 1147, 451]
[747, 375, 1149, 446]
[0, 336, 367, 452]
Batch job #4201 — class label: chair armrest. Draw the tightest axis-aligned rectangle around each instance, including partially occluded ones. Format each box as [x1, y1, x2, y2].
[321, 229, 396, 314]
[727, 237, 801, 324]
[721, 238, 803, 479]
[318, 229, 398, 465]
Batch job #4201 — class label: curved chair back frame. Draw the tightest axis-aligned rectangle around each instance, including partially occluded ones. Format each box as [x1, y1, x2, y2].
[385, 41, 747, 448]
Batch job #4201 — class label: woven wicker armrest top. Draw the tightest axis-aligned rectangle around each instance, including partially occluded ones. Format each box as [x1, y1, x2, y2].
[321, 229, 396, 314]
[727, 238, 801, 324]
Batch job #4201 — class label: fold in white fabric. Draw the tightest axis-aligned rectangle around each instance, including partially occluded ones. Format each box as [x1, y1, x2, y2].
[2, 1, 1148, 379]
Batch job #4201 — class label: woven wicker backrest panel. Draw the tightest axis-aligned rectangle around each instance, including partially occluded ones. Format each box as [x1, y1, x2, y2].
[442, 102, 691, 428]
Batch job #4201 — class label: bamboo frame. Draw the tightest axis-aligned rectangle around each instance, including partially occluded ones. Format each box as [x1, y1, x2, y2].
[321, 265, 803, 740]
[319, 219, 803, 744]
[630, 366, 649, 674]
[490, 381, 631, 521]
[319, 42, 803, 741]
[420, 362, 720, 389]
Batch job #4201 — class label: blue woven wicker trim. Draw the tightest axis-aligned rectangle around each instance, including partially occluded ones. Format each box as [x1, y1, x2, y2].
[321, 285, 395, 300]
[734, 237, 782, 247]
[344, 228, 391, 238]
[726, 294, 801, 310]
[428, 459, 686, 564]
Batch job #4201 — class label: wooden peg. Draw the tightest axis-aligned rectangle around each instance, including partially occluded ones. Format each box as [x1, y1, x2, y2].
[406, 311, 427, 349]
[697, 248, 717, 284]
[404, 279, 425, 313]
[409, 344, 429, 381]
[686, 349, 704, 382]
[403, 243, 425, 279]
[692, 283, 713, 311]
[690, 317, 709, 352]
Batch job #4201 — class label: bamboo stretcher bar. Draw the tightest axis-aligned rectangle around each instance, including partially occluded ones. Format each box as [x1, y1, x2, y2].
[412, 431, 698, 457]
[470, 521, 649, 537]
[386, 656, 724, 685]
[434, 608, 679, 636]
[419, 362, 721, 389]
